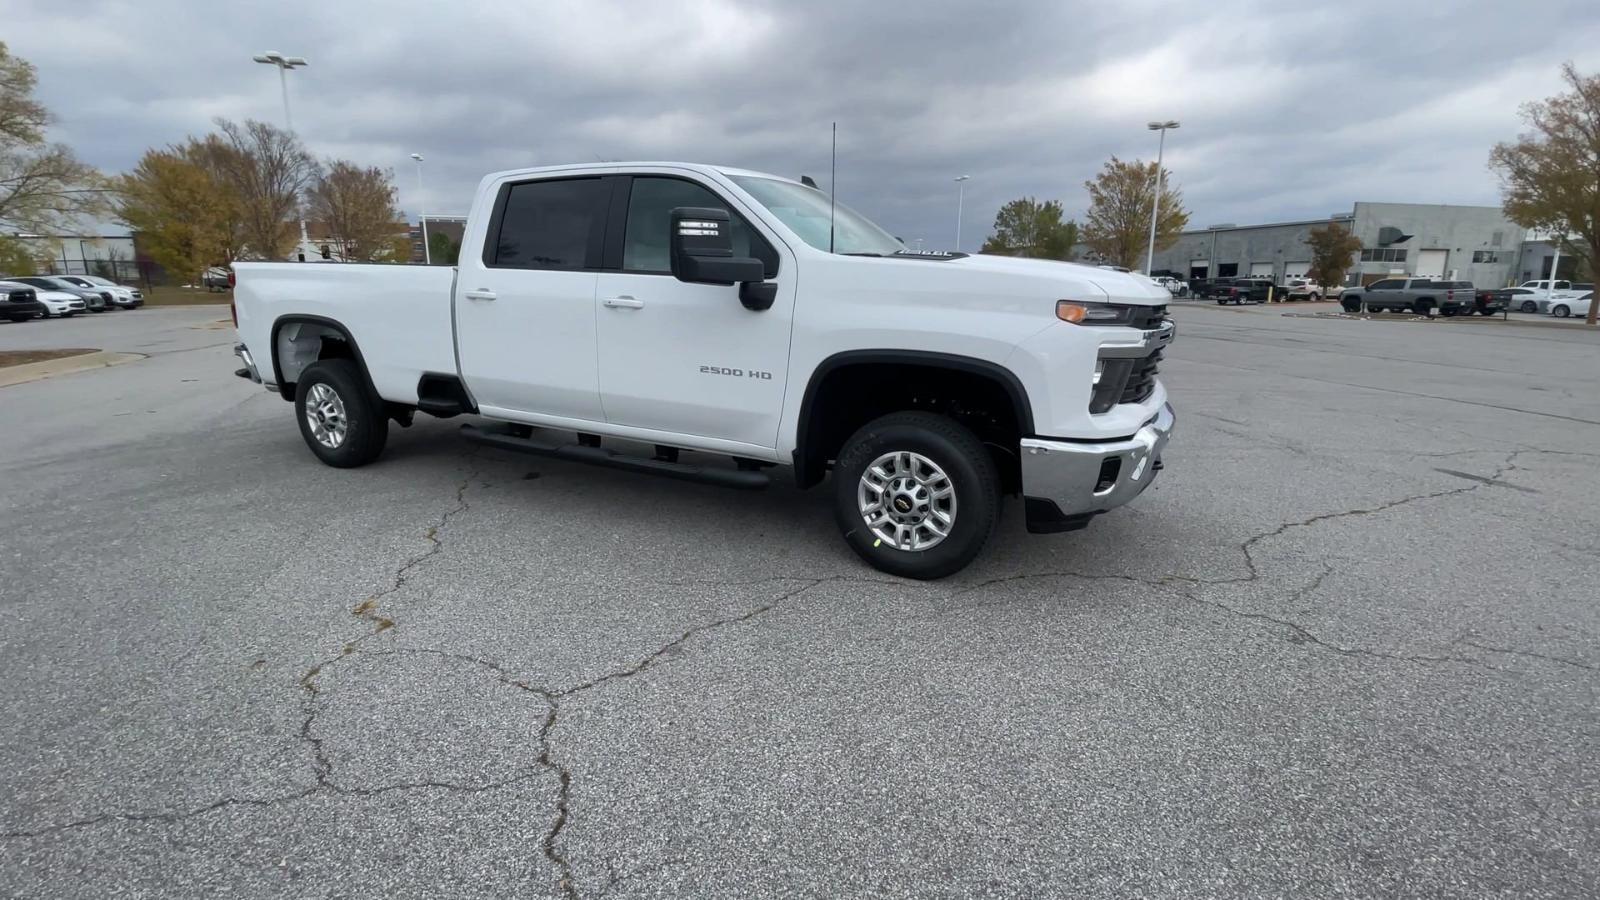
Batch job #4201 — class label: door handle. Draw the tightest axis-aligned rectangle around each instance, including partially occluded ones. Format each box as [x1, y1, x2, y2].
[602, 296, 645, 309]
[463, 289, 497, 301]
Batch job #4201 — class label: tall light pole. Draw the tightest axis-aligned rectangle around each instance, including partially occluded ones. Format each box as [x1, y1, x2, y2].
[1144, 120, 1179, 275]
[953, 175, 970, 252]
[252, 51, 310, 253]
[411, 154, 430, 265]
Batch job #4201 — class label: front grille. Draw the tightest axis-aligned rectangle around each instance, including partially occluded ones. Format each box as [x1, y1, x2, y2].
[1120, 348, 1162, 404]
[7, 288, 36, 303]
[1126, 305, 1167, 329]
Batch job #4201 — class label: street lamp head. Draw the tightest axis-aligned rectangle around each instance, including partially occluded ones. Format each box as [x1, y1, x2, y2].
[1147, 120, 1180, 131]
[410, 153, 424, 162]
[253, 51, 306, 68]
[954, 174, 970, 183]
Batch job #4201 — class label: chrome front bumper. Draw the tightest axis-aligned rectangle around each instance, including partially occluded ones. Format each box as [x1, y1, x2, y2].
[1019, 402, 1174, 533]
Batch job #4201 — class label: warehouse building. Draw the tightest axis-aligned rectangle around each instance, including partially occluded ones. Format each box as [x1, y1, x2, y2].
[1147, 202, 1527, 288]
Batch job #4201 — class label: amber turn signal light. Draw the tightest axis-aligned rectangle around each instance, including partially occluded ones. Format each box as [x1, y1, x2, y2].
[1056, 301, 1088, 323]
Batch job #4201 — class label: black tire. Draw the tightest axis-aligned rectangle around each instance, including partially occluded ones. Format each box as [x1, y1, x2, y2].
[1552, 304, 1570, 318]
[294, 359, 387, 468]
[1215, 298, 1226, 305]
[1342, 301, 1361, 313]
[832, 412, 999, 580]
[1414, 301, 1433, 317]
[1520, 300, 1537, 313]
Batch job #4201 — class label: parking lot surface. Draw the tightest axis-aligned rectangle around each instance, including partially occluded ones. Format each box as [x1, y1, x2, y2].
[2, 304, 1597, 898]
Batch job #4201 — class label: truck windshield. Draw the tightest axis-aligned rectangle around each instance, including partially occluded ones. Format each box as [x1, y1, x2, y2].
[728, 175, 905, 256]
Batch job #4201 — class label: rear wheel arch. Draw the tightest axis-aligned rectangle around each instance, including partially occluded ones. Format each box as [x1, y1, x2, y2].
[792, 351, 1033, 492]
[270, 315, 379, 403]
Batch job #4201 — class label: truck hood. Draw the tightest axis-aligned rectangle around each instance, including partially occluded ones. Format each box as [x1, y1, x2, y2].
[947, 254, 1170, 305]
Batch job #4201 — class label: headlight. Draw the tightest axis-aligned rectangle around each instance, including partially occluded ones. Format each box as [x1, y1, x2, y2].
[1056, 300, 1137, 325]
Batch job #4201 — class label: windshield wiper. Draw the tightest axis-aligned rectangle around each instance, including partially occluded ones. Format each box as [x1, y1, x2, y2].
[841, 252, 884, 257]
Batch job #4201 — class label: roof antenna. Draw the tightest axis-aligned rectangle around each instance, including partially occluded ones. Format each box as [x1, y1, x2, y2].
[829, 122, 837, 254]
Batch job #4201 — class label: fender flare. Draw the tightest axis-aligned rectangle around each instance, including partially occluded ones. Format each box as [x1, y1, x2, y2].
[791, 349, 1035, 487]
[269, 314, 380, 402]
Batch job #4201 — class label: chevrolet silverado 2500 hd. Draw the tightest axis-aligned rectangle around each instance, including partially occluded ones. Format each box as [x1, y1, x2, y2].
[231, 162, 1174, 578]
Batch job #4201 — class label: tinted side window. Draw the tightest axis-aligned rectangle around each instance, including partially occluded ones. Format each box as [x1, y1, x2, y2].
[492, 178, 607, 270]
[622, 177, 776, 277]
[1369, 280, 1401, 290]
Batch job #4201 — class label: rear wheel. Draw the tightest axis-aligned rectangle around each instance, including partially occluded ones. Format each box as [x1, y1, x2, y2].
[833, 412, 999, 580]
[1552, 304, 1571, 318]
[1413, 300, 1433, 317]
[294, 359, 388, 468]
[1520, 300, 1537, 313]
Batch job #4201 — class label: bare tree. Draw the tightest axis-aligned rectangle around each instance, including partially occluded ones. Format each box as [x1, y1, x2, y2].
[0, 42, 106, 255]
[210, 118, 318, 260]
[306, 161, 402, 260]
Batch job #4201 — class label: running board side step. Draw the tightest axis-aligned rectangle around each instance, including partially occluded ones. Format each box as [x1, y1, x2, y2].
[460, 424, 770, 490]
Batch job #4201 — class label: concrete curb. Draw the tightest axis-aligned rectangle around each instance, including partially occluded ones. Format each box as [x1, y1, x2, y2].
[0, 351, 147, 388]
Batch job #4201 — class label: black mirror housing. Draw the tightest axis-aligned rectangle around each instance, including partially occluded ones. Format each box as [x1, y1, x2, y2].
[670, 206, 766, 286]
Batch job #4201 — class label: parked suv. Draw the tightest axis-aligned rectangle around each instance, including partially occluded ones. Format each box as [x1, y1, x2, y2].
[1340, 279, 1477, 316]
[1, 280, 45, 322]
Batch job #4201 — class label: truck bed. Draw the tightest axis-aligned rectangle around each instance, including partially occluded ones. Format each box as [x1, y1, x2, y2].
[232, 262, 458, 402]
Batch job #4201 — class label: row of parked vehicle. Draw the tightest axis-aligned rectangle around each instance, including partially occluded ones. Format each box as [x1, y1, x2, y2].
[0, 275, 144, 322]
[1182, 276, 1338, 305]
[1339, 279, 1594, 318]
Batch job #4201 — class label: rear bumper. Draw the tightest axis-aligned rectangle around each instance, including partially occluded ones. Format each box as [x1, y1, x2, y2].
[234, 342, 263, 383]
[1020, 402, 1174, 534]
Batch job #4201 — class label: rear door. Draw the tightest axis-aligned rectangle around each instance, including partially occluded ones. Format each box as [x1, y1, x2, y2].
[454, 174, 613, 422]
[591, 172, 795, 452]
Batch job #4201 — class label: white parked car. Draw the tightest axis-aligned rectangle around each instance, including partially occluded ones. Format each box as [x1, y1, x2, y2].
[1549, 292, 1593, 319]
[32, 287, 86, 318]
[58, 275, 143, 309]
[1511, 282, 1589, 314]
[1283, 278, 1343, 301]
[232, 161, 1176, 579]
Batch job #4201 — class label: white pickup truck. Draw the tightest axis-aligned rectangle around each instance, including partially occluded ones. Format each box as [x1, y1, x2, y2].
[232, 162, 1174, 578]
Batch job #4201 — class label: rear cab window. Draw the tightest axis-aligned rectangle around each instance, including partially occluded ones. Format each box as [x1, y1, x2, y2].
[486, 177, 610, 270]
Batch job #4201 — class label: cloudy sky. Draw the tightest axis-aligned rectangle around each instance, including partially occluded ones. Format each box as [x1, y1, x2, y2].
[7, 0, 1600, 248]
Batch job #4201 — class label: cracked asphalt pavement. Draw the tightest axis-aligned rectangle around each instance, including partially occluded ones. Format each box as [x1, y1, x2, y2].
[1, 304, 1598, 898]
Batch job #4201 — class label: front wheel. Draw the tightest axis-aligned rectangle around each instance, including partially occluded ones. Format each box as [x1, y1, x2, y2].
[294, 359, 388, 468]
[833, 412, 999, 580]
[1552, 304, 1570, 318]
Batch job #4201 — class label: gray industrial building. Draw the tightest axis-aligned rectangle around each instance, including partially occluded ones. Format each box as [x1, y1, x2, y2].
[1146, 202, 1527, 288]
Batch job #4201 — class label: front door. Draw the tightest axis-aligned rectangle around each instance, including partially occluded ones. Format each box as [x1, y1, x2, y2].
[593, 174, 795, 452]
[455, 175, 611, 423]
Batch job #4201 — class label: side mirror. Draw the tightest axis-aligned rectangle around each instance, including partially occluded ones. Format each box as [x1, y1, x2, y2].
[669, 207, 765, 287]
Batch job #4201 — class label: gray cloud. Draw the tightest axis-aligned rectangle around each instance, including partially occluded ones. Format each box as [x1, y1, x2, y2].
[8, 0, 1600, 247]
